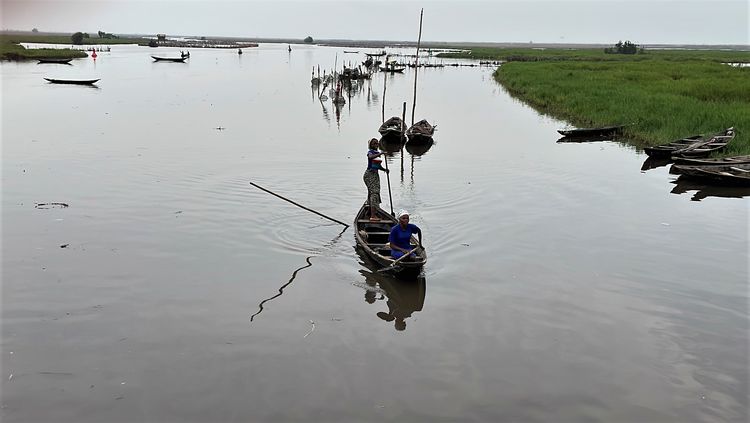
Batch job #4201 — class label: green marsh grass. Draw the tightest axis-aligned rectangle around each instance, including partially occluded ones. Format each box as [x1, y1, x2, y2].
[493, 59, 749, 155]
[1, 34, 144, 60]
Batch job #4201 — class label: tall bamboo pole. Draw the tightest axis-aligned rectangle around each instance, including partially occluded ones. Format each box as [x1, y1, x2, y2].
[410, 8, 424, 126]
[382, 55, 388, 123]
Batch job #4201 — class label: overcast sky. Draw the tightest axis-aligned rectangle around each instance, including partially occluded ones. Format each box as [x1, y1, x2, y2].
[2, 0, 748, 45]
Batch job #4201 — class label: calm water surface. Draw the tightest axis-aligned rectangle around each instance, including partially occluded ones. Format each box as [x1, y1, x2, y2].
[2, 43, 748, 422]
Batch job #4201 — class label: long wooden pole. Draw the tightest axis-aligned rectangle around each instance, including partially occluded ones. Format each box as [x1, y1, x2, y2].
[383, 152, 394, 216]
[410, 8, 424, 126]
[382, 54, 388, 124]
[249, 182, 349, 228]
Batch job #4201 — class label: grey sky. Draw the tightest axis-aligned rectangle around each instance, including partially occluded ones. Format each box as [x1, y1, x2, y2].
[2, 0, 748, 45]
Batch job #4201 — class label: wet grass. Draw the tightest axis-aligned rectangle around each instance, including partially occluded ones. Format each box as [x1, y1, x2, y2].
[494, 60, 750, 155]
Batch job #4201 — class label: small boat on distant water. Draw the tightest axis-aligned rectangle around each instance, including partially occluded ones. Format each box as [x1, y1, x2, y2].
[44, 77, 99, 85]
[644, 128, 734, 159]
[380, 63, 406, 73]
[151, 56, 187, 62]
[406, 119, 435, 144]
[557, 124, 626, 138]
[37, 58, 73, 64]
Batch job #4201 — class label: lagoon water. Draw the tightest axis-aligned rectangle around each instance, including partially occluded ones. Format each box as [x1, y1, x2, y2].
[2, 43, 748, 422]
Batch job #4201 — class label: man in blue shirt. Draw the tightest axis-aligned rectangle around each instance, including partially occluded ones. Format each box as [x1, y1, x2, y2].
[389, 210, 422, 259]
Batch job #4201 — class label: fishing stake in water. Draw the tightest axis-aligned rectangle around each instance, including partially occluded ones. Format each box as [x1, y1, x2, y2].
[249, 181, 349, 228]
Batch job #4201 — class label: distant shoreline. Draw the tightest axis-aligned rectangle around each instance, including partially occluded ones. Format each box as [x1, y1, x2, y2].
[2, 30, 748, 52]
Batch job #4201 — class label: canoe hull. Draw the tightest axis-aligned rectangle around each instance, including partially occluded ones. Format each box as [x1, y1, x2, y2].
[151, 56, 187, 62]
[44, 78, 99, 85]
[644, 128, 734, 159]
[354, 203, 426, 278]
[557, 125, 625, 138]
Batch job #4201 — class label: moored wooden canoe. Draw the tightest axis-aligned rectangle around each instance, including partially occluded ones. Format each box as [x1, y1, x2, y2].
[557, 124, 626, 138]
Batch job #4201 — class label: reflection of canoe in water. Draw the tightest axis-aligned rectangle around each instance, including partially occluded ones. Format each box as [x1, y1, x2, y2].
[406, 119, 435, 144]
[640, 157, 671, 172]
[405, 139, 434, 156]
[44, 78, 99, 85]
[670, 177, 750, 201]
[644, 127, 734, 158]
[671, 163, 750, 186]
[354, 203, 426, 278]
[38, 58, 73, 64]
[356, 266, 426, 331]
[557, 134, 610, 143]
[557, 124, 626, 138]
[151, 56, 187, 62]
[379, 134, 405, 152]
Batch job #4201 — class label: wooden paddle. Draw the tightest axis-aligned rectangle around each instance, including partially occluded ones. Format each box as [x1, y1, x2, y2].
[378, 245, 421, 273]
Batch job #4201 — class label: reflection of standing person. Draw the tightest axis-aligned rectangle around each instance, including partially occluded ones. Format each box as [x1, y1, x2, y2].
[363, 138, 389, 221]
[389, 210, 421, 259]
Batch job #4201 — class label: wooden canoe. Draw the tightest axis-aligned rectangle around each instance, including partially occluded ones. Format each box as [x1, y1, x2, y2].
[151, 56, 187, 62]
[406, 119, 435, 144]
[672, 155, 750, 166]
[378, 116, 406, 137]
[354, 203, 426, 278]
[671, 128, 735, 159]
[44, 78, 99, 85]
[557, 124, 626, 138]
[644, 127, 734, 158]
[37, 58, 73, 64]
[672, 163, 750, 186]
[379, 65, 405, 73]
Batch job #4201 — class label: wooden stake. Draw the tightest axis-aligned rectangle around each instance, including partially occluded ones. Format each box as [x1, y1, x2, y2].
[411, 8, 424, 126]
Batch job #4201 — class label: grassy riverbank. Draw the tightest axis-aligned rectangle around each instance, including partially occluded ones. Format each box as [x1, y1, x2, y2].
[443, 47, 750, 155]
[1, 34, 143, 60]
[440, 47, 750, 63]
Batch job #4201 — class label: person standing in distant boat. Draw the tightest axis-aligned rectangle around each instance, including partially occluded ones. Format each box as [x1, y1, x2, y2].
[389, 210, 422, 260]
[364, 138, 389, 221]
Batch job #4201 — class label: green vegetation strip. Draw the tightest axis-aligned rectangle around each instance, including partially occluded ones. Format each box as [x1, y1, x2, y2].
[1, 34, 144, 60]
[494, 60, 749, 155]
[439, 47, 750, 63]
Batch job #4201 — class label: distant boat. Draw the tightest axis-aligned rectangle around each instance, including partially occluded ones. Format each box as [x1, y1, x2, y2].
[380, 63, 406, 73]
[343, 50, 359, 54]
[366, 50, 387, 57]
[152, 56, 187, 62]
[556, 124, 626, 138]
[44, 77, 99, 85]
[406, 119, 435, 144]
[37, 58, 73, 64]
[238, 48, 243, 55]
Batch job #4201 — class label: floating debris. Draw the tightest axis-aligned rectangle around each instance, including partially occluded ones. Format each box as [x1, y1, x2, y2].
[303, 320, 315, 338]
